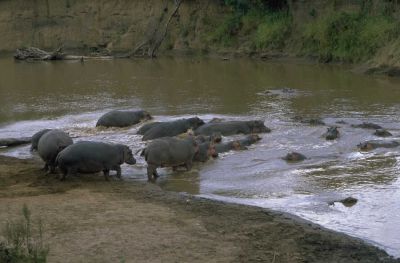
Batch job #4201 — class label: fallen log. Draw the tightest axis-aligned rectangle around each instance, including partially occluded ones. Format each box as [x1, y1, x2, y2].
[14, 47, 114, 61]
[0, 137, 32, 148]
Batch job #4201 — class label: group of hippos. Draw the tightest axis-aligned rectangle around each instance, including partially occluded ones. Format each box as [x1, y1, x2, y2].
[11, 109, 399, 182]
[28, 110, 270, 181]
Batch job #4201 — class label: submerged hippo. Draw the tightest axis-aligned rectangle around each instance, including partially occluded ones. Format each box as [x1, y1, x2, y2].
[142, 117, 205, 141]
[96, 110, 152, 128]
[214, 135, 261, 154]
[358, 140, 400, 151]
[37, 130, 73, 173]
[56, 141, 136, 181]
[193, 142, 218, 162]
[324, 127, 339, 140]
[30, 129, 52, 151]
[293, 116, 325, 126]
[195, 120, 270, 136]
[374, 129, 392, 137]
[351, 122, 382, 130]
[237, 134, 262, 146]
[137, 122, 161, 135]
[283, 152, 307, 162]
[141, 137, 199, 181]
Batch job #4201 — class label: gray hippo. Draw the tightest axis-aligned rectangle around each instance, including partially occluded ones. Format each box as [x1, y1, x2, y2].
[358, 140, 400, 151]
[324, 127, 339, 140]
[351, 122, 382, 129]
[195, 120, 270, 136]
[238, 134, 262, 146]
[142, 117, 205, 141]
[283, 152, 307, 162]
[137, 122, 161, 135]
[141, 137, 199, 181]
[56, 141, 136, 181]
[37, 130, 73, 173]
[30, 129, 52, 151]
[374, 129, 392, 137]
[195, 132, 223, 144]
[193, 142, 218, 162]
[96, 110, 152, 128]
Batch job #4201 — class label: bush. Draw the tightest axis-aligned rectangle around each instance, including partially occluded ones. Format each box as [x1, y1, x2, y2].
[0, 205, 49, 263]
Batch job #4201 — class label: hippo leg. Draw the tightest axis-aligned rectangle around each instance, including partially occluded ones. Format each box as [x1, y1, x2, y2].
[49, 164, 56, 174]
[103, 169, 110, 181]
[147, 165, 158, 181]
[172, 166, 178, 171]
[115, 166, 122, 179]
[60, 167, 77, 181]
[42, 163, 49, 172]
[185, 161, 193, 171]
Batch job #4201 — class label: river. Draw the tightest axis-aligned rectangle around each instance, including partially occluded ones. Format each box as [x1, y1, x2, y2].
[0, 57, 399, 257]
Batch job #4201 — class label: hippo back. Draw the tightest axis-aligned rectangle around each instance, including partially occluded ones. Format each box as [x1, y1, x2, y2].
[96, 110, 151, 128]
[142, 118, 204, 141]
[31, 129, 52, 151]
[37, 130, 73, 163]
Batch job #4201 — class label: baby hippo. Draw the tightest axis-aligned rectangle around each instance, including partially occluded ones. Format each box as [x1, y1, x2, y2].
[141, 137, 198, 181]
[56, 141, 136, 181]
[37, 129, 73, 173]
[96, 110, 152, 128]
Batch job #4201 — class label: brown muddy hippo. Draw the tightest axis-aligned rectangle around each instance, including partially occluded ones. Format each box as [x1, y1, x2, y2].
[56, 141, 136, 181]
[283, 152, 307, 162]
[195, 120, 270, 136]
[141, 137, 199, 181]
[96, 110, 152, 128]
[37, 130, 73, 173]
[142, 117, 205, 141]
[358, 140, 400, 151]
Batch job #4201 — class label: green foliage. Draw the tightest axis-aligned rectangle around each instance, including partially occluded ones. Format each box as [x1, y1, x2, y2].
[253, 11, 291, 49]
[0, 204, 49, 263]
[208, 13, 242, 46]
[301, 12, 399, 62]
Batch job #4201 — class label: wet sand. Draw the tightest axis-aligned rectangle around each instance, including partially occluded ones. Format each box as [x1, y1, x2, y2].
[0, 156, 398, 263]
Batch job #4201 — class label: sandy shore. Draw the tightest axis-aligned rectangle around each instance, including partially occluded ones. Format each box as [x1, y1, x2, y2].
[0, 156, 398, 263]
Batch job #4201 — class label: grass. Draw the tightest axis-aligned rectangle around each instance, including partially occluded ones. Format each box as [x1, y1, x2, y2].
[301, 12, 399, 62]
[0, 204, 49, 263]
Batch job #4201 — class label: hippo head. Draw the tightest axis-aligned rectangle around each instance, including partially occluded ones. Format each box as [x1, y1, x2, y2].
[284, 152, 306, 162]
[120, 145, 136, 165]
[139, 110, 152, 121]
[358, 142, 373, 151]
[188, 117, 205, 129]
[247, 134, 262, 143]
[232, 141, 242, 150]
[210, 132, 222, 143]
[207, 143, 218, 158]
[249, 120, 271, 133]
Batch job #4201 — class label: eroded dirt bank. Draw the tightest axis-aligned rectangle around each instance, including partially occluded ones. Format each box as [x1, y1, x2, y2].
[0, 156, 398, 262]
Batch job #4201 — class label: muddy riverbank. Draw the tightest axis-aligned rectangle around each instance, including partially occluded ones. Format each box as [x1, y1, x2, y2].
[0, 156, 397, 262]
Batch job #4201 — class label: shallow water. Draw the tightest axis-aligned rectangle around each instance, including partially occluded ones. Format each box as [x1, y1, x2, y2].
[1, 57, 400, 257]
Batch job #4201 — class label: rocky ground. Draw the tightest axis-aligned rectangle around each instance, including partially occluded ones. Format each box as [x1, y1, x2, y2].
[0, 155, 398, 263]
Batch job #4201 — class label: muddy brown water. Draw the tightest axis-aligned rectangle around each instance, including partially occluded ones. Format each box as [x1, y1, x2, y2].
[1, 57, 400, 257]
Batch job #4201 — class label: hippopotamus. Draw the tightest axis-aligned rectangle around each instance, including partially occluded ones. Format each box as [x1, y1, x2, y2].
[96, 110, 152, 128]
[214, 135, 261, 154]
[324, 127, 339, 140]
[30, 129, 52, 151]
[374, 129, 392, 137]
[195, 120, 270, 136]
[56, 141, 136, 181]
[237, 134, 262, 146]
[293, 116, 325, 126]
[142, 117, 205, 141]
[351, 122, 382, 129]
[141, 137, 199, 181]
[283, 152, 307, 162]
[358, 140, 400, 151]
[328, 197, 358, 207]
[193, 142, 218, 162]
[137, 122, 161, 135]
[195, 132, 222, 144]
[37, 130, 73, 173]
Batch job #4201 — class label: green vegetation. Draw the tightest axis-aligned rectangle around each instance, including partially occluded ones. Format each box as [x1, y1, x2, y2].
[0, 205, 49, 263]
[204, 0, 400, 63]
[301, 12, 399, 62]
